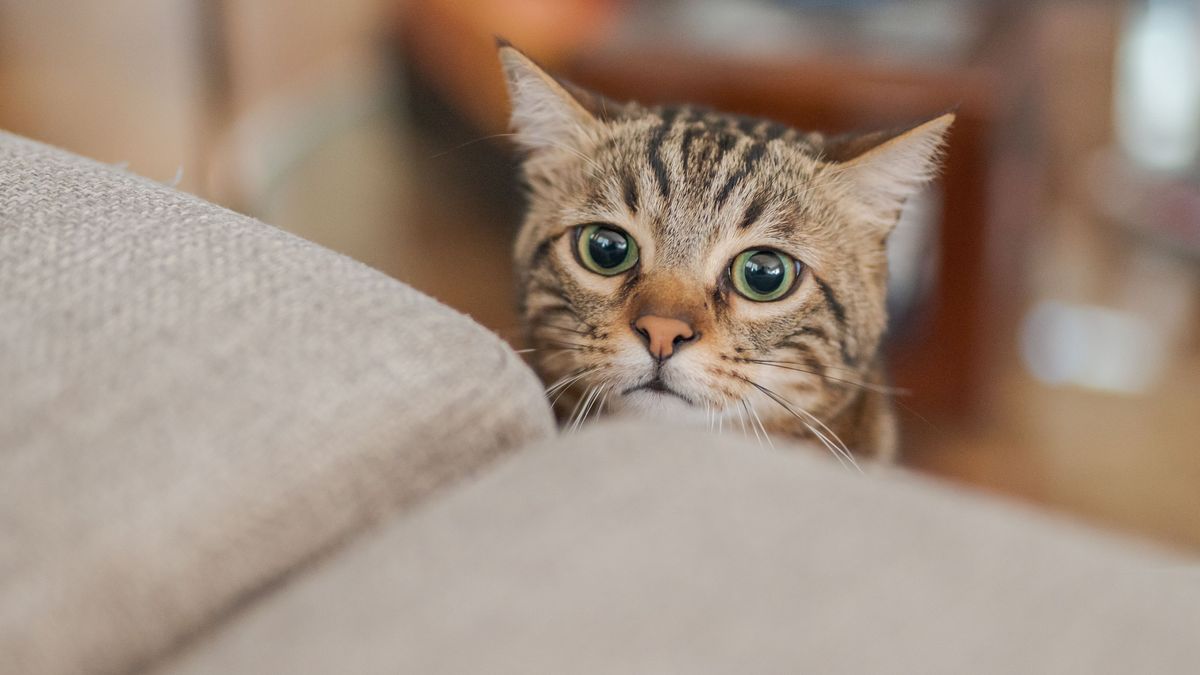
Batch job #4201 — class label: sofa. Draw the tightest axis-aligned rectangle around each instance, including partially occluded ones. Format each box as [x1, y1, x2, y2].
[2, 131, 1197, 674]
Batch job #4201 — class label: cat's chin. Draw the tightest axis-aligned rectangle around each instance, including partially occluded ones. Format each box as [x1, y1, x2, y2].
[607, 390, 711, 425]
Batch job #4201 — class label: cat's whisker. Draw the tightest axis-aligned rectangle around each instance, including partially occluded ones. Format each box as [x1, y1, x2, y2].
[430, 130, 603, 173]
[741, 400, 764, 448]
[428, 132, 519, 160]
[747, 400, 775, 449]
[740, 377, 861, 473]
[748, 359, 936, 429]
[593, 384, 611, 425]
[568, 386, 588, 427]
[533, 322, 591, 336]
[745, 359, 907, 396]
[550, 372, 594, 408]
[565, 385, 593, 433]
[574, 386, 596, 432]
[544, 367, 592, 395]
[596, 386, 611, 422]
[536, 349, 580, 365]
[807, 422, 850, 470]
[515, 123, 606, 172]
[531, 347, 586, 367]
[541, 339, 590, 351]
[737, 402, 751, 440]
[570, 383, 607, 433]
[518, 347, 586, 371]
[546, 368, 599, 413]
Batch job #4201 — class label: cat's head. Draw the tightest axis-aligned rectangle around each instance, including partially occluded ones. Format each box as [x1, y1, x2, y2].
[499, 43, 952, 444]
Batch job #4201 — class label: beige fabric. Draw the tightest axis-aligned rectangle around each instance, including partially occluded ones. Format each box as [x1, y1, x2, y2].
[165, 421, 1198, 675]
[0, 131, 555, 675]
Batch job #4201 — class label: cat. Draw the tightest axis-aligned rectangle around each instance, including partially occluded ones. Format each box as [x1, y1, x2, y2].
[498, 41, 952, 463]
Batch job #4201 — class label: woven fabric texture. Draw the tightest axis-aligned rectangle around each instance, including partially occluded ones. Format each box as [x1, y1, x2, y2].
[0, 131, 555, 675]
[164, 421, 1198, 675]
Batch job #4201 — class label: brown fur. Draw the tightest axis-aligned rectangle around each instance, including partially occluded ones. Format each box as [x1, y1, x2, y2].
[499, 44, 952, 462]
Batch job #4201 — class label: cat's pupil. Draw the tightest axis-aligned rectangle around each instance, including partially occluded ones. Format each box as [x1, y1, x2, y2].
[588, 228, 629, 269]
[743, 252, 786, 294]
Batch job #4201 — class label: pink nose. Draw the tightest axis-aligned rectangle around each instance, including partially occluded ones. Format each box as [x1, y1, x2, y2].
[633, 315, 696, 361]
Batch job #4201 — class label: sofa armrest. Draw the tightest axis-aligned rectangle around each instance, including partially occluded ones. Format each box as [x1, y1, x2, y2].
[0, 131, 555, 675]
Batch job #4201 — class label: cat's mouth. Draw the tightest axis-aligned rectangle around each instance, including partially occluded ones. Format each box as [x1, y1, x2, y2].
[623, 377, 693, 405]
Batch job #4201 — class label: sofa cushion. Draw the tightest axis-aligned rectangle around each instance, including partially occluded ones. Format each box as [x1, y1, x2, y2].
[161, 421, 1198, 675]
[0, 131, 555, 675]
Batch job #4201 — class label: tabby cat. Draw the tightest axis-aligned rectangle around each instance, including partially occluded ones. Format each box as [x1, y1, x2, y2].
[499, 42, 953, 462]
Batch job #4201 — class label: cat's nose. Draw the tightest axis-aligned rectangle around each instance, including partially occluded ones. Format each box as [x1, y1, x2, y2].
[632, 315, 697, 361]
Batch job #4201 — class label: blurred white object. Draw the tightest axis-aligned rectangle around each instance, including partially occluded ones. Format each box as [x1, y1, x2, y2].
[1114, 0, 1200, 173]
[1020, 300, 1166, 394]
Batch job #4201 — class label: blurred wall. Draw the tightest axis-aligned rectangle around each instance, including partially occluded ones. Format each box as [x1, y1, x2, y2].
[0, 0, 207, 192]
[0, 0, 391, 206]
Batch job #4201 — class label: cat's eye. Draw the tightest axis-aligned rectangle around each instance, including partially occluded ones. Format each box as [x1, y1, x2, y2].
[575, 223, 639, 276]
[730, 249, 800, 302]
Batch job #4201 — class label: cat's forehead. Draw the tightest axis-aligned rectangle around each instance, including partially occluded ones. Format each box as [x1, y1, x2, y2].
[587, 106, 830, 264]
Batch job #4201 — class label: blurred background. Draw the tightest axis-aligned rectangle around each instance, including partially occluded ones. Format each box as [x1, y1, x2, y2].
[2, 0, 1197, 550]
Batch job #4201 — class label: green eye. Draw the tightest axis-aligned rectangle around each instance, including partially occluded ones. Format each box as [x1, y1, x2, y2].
[731, 249, 799, 302]
[575, 223, 639, 276]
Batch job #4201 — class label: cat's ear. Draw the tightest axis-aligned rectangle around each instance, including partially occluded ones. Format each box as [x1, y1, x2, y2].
[497, 40, 602, 154]
[825, 112, 955, 234]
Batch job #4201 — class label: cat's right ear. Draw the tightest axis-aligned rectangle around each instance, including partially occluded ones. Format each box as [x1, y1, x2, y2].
[497, 39, 601, 154]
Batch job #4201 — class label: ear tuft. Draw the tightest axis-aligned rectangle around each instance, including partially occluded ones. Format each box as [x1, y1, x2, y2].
[498, 44, 600, 154]
[829, 112, 955, 233]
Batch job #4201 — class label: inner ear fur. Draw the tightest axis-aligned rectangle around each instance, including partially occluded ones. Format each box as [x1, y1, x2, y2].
[497, 40, 622, 152]
[820, 111, 957, 164]
[823, 112, 956, 233]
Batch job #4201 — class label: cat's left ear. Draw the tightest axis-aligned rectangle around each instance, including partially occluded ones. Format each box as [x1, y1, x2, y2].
[498, 40, 602, 154]
[825, 112, 955, 234]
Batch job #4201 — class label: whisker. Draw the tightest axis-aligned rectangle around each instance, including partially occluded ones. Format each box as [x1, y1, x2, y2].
[430, 131, 604, 173]
[573, 384, 603, 431]
[592, 384, 610, 425]
[429, 132, 519, 159]
[570, 384, 605, 433]
[518, 347, 586, 370]
[534, 322, 591, 336]
[737, 402, 750, 440]
[752, 360, 936, 430]
[545, 366, 597, 398]
[744, 359, 907, 396]
[549, 368, 598, 409]
[528, 135, 605, 173]
[742, 400, 764, 448]
[566, 385, 594, 432]
[747, 400, 774, 449]
[542, 349, 582, 367]
[547, 377, 588, 403]
[545, 370, 582, 394]
[749, 382, 847, 468]
[541, 339, 589, 352]
[739, 377, 862, 473]
[595, 386, 611, 423]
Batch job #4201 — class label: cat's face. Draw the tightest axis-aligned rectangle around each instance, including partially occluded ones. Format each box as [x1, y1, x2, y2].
[500, 45, 951, 452]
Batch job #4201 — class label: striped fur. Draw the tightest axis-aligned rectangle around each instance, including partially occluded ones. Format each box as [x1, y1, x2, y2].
[500, 45, 952, 461]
